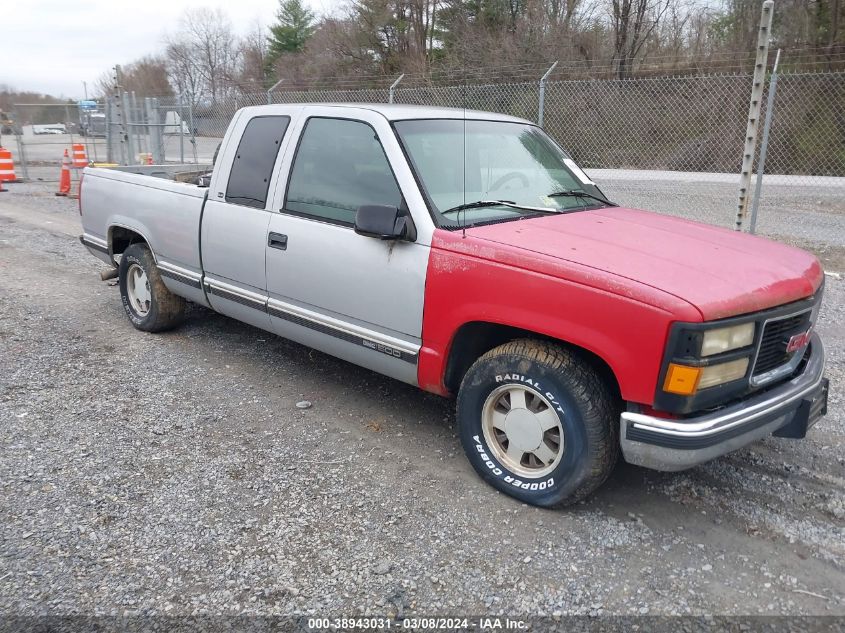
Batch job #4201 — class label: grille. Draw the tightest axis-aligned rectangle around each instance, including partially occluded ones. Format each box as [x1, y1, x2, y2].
[753, 311, 812, 376]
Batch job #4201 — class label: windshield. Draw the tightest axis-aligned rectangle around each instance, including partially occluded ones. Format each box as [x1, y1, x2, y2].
[393, 119, 612, 228]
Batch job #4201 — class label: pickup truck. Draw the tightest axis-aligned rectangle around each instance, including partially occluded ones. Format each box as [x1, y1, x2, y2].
[79, 104, 829, 507]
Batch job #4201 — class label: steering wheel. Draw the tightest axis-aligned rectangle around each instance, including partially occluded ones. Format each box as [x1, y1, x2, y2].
[489, 171, 529, 192]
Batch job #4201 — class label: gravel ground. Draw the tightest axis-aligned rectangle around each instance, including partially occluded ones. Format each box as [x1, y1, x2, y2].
[0, 181, 843, 621]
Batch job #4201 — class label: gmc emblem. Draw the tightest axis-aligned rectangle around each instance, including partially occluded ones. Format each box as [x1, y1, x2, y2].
[786, 328, 813, 353]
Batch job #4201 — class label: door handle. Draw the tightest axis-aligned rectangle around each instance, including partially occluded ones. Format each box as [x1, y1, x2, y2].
[268, 232, 288, 250]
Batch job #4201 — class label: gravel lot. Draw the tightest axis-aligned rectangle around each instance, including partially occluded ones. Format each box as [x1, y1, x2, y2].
[0, 177, 843, 621]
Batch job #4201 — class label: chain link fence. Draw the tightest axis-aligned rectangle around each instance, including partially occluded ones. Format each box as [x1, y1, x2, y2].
[11, 71, 844, 178]
[762, 72, 845, 179]
[101, 95, 197, 166]
[5, 67, 844, 230]
[282, 70, 845, 233]
[100, 70, 845, 178]
[544, 74, 753, 172]
[394, 82, 540, 124]
[6, 103, 108, 182]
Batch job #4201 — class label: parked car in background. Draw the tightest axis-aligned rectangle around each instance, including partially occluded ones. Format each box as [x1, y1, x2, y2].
[80, 112, 107, 138]
[32, 123, 67, 135]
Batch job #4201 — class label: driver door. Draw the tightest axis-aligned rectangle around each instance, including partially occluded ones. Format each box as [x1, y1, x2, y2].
[264, 109, 430, 385]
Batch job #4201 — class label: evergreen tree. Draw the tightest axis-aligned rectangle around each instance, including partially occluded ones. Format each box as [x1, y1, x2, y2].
[266, 0, 316, 70]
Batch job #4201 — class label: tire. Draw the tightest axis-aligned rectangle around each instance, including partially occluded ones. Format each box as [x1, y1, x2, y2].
[457, 339, 619, 507]
[118, 242, 186, 332]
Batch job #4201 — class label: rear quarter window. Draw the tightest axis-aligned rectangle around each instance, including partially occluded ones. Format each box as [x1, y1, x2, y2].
[226, 115, 290, 209]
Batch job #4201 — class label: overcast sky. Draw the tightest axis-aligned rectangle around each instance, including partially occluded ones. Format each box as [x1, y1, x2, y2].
[5, 0, 340, 98]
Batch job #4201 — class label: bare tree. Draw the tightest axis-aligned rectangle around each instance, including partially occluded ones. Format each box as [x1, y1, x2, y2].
[237, 21, 270, 90]
[408, 0, 439, 61]
[165, 40, 204, 105]
[610, 0, 672, 78]
[165, 8, 240, 105]
[546, 0, 584, 30]
[98, 0, 845, 95]
[341, 0, 441, 72]
[93, 56, 172, 98]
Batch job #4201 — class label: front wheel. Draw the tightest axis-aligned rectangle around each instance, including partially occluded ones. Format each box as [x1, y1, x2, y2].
[457, 339, 619, 507]
[118, 243, 186, 332]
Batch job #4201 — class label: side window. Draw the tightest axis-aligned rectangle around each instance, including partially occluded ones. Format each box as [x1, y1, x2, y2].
[285, 118, 402, 226]
[226, 115, 290, 209]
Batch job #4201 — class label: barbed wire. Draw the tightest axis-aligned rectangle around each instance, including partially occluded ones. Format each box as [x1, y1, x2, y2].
[267, 48, 845, 91]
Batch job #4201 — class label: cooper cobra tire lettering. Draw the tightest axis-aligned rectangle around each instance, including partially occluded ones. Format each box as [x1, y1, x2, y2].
[473, 435, 503, 476]
[472, 434, 552, 487]
[457, 339, 619, 508]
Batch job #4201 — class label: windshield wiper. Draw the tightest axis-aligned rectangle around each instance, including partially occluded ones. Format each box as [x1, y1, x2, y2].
[443, 200, 561, 215]
[548, 190, 616, 206]
[443, 200, 515, 214]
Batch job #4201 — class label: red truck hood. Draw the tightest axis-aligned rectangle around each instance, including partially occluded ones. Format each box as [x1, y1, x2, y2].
[465, 207, 823, 320]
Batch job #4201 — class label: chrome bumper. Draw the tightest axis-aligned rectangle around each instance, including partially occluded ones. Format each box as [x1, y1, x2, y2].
[620, 334, 827, 472]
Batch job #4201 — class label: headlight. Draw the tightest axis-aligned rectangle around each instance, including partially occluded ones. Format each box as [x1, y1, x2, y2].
[661, 321, 756, 397]
[700, 323, 755, 356]
[698, 358, 749, 389]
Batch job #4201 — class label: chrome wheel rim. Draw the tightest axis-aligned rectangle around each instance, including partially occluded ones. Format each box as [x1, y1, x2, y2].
[126, 263, 151, 316]
[481, 384, 564, 478]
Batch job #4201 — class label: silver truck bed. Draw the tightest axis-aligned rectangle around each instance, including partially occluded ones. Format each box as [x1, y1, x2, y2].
[107, 163, 213, 182]
[79, 165, 208, 282]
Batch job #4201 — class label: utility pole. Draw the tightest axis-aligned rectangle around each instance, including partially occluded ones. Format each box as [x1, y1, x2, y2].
[267, 79, 285, 105]
[389, 74, 405, 104]
[734, 0, 774, 231]
[538, 61, 559, 128]
[748, 49, 781, 235]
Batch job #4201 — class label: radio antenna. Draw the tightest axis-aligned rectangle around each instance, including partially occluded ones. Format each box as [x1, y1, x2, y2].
[461, 96, 467, 237]
[461, 78, 467, 238]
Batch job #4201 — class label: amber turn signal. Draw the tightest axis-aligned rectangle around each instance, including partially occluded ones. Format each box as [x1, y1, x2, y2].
[663, 363, 702, 395]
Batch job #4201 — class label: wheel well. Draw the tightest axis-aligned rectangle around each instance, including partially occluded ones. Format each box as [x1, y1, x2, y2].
[110, 226, 147, 256]
[443, 321, 621, 400]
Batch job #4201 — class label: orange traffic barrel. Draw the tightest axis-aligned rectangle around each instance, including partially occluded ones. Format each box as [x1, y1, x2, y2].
[72, 143, 88, 168]
[0, 146, 19, 182]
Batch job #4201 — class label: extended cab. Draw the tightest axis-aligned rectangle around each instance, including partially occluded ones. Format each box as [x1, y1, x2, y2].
[79, 104, 829, 506]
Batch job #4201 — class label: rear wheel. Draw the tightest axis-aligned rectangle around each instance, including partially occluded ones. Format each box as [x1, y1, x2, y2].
[118, 243, 185, 332]
[457, 339, 619, 507]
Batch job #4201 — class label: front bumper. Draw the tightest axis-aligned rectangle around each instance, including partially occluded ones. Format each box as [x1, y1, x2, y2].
[620, 333, 828, 472]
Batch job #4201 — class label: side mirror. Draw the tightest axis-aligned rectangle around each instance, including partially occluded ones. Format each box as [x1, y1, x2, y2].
[354, 205, 411, 240]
